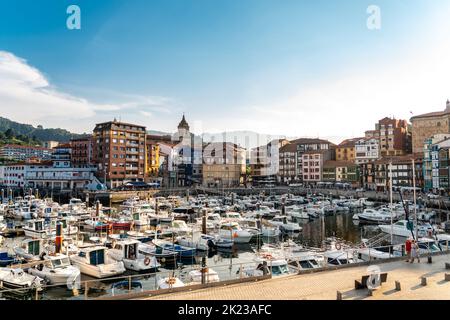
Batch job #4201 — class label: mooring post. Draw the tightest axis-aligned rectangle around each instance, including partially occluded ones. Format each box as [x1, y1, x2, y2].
[421, 277, 427, 286]
[395, 281, 401, 291]
[84, 282, 88, 299]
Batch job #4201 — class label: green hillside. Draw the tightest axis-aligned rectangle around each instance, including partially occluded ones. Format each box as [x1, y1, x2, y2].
[0, 117, 87, 144]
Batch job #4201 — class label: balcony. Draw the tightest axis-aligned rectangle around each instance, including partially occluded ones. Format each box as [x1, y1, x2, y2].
[126, 141, 140, 147]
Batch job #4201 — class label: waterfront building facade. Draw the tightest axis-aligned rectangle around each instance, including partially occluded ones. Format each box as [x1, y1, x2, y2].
[322, 160, 360, 186]
[250, 139, 289, 186]
[0, 144, 52, 162]
[411, 100, 450, 154]
[291, 138, 335, 184]
[377, 117, 411, 157]
[355, 137, 380, 165]
[336, 138, 360, 162]
[423, 134, 450, 193]
[278, 143, 298, 184]
[373, 155, 423, 191]
[70, 136, 93, 166]
[202, 142, 246, 187]
[92, 120, 146, 188]
[301, 149, 334, 185]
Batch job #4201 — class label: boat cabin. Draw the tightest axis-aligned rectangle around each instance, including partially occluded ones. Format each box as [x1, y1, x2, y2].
[77, 247, 108, 266]
[26, 219, 45, 231]
[111, 240, 139, 260]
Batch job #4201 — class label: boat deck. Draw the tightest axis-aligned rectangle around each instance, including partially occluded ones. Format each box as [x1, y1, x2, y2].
[140, 252, 450, 300]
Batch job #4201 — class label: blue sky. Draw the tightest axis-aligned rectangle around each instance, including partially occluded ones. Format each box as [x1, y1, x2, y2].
[0, 0, 450, 143]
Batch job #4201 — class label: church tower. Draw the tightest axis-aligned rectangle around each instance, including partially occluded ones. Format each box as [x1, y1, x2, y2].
[177, 113, 190, 139]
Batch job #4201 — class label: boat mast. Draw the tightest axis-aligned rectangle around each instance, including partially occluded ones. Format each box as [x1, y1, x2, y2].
[389, 161, 393, 245]
[412, 158, 418, 240]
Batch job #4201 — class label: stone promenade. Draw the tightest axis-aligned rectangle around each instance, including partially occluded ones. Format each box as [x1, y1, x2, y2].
[142, 253, 450, 300]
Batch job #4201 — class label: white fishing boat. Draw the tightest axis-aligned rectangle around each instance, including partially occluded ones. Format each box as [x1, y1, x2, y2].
[218, 222, 253, 243]
[166, 220, 191, 235]
[286, 250, 324, 270]
[0, 268, 44, 292]
[188, 268, 220, 284]
[157, 276, 185, 289]
[356, 248, 393, 261]
[27, 253, 81, 286]
[268, 216, 302, 233]
[176, 233, 216, 251]
[286, 206, 311, 220]
[13, 239, 45, 261]
[108, 239, 160, 271]
[240, 255, 290, 277]
[324, 250, 363, 266]
[69, 246, 126, 278]
[356, 209, 392, 224]
[378, 220, 433, 238]
[131, 210, 149, 226]
[23, 219, 49, 239]
[13, 208, 33, 220]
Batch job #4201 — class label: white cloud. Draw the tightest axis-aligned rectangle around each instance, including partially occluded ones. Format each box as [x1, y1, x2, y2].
[0, 51, 174, 133]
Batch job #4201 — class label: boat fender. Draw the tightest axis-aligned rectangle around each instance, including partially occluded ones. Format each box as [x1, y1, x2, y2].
[144, 257, 151, 266]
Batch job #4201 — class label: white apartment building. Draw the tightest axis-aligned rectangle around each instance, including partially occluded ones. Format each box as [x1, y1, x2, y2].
[1, 164, 33, 187]
[0, 162, 99, 190]
[0, 144, 52, 161]
[355, 138, 380, 164]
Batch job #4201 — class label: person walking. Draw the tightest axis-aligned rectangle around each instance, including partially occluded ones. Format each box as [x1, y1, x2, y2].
[405, 238, 412, 262]
[410, 240, 420, 263]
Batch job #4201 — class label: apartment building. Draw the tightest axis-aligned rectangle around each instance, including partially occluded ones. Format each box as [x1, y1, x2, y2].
[202, 142, 246, 187]
[250, 139, 289, 185]
[373, 155, 423, 191]
[278, 143, 297, 184]
[92, 120, 146, 188]
[377, 117, 411, 156]
[323, 160, 360, 186]
[355, 137, 380, 164]
[0, 144, 52, 162]
[301, 149, 334, 185]
[423, 134, 450, 192]
[292, 138, 335, 183]
[336, 138, 360, 162]
[70, 136, 93, 166]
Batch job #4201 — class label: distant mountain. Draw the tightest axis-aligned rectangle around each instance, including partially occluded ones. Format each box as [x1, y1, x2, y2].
[0, 117, 88, 143]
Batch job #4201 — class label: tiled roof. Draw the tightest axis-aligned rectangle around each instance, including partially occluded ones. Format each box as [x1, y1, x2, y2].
[338, 137, 363, 147]
[279, 143, 297, 152]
